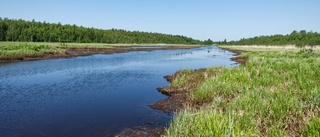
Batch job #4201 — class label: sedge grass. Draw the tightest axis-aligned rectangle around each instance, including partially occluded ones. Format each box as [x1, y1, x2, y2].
[166, 48, 320, 136]
[0, 43, 65, 60]
[171, 68, 223, 90]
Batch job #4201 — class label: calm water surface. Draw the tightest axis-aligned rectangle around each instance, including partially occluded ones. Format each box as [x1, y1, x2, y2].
[0, 46, 235, 137]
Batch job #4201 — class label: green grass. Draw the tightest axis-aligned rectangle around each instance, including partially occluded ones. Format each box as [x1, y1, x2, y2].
[171, 68, 223, 90]
[167, 108, 261, 137]
[0, 43, 65, 60]
[301, 118, 320, 137]
[57, 43, 112, 49]
[166, 48, 320, 136]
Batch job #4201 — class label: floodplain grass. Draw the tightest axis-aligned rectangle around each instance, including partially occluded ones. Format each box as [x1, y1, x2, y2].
[166, 47, 320, 136]
[0, 41, 201, 61]
[57, 43, 112, 49]
[171, 68, 223, 90]
[0, 43, 65, 60]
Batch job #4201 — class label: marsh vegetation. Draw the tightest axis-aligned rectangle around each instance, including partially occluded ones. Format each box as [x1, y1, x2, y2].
[166, 47, 320, 136]
[0, 42, 65, 60]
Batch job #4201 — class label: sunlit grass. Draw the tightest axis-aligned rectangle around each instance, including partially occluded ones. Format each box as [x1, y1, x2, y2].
[166, 48, 320, 136]
[167, 108, 261, 137]
[57, 43, 112, 49]
[171, 68, 223, 90]
[301, 118, 320, 137]
[0, 43, 65, 60]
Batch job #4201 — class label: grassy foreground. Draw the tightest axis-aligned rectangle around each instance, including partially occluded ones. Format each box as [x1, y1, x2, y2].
[166, 46, 320, 136]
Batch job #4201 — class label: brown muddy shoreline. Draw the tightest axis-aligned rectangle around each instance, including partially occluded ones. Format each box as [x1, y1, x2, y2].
[116, 47, 247, 137]
[151, 47, 247, 113]
[0, 46, 200, 63]
[219, 47, 247, 64]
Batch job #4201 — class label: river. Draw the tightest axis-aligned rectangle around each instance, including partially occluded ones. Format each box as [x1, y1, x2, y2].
[0, 46, 235, 137]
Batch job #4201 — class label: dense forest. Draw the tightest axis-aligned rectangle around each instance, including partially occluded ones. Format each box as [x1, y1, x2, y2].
[0, 18, 202, 44]
[219, 30, 320, 46]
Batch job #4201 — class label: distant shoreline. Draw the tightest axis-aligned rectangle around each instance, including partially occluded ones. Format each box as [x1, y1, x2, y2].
[0, 43, 202, 63]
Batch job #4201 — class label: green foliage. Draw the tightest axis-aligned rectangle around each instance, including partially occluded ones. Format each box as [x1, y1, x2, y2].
[202, 38, 214, 45]
[222, 30, 320, 46]
[166, 50, 320, 136]
[0, 18, 201, 44]
[167, 108, 260, 137]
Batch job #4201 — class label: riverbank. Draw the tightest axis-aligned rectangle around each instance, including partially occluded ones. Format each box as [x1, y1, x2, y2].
[2, 46, 231, 137]
[148, 46, 319, 137]
[150, 46, 248, 114]
[0, 42, 201, 63]
[117, 46, 246, 137]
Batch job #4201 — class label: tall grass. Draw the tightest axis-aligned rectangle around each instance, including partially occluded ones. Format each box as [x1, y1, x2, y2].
[167, 108, 261, 137]
[166, 49, 320, 136]
[0, 43, 65, 60]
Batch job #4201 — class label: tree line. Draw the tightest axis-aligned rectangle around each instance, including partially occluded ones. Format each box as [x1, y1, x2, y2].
[0, 18, 202, 44]
[219, 30, 320, 47]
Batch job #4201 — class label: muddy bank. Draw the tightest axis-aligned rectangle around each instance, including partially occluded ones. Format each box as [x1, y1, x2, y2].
[116, 47, 248, 137]
[117, 67, 226, 137]
[0, 46, 200, 63]
[219, 47, 248, 64]
[116, 72, 190, 137]
[149, 74, 190, 113]
[150, 47, 248, 113]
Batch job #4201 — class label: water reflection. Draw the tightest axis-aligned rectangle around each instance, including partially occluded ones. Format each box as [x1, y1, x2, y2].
[0, 46, 235, 137]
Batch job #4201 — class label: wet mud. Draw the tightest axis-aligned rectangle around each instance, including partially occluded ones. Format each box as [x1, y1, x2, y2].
[219, 47, 248, 64]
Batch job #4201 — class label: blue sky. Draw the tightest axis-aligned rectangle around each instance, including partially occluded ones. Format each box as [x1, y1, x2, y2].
[1, 0, 319, 41]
